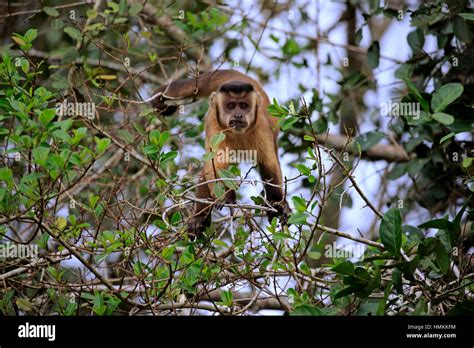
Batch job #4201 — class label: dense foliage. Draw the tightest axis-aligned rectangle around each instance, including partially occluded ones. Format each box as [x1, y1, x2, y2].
[0, 0, 473, 316]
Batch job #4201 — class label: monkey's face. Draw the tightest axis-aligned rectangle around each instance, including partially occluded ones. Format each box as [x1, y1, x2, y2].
[215, 82, 258, 134]
[221, 95, 256, 133]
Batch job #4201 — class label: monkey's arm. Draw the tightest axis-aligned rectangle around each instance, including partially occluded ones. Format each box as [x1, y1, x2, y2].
[188, 149, 236, 237]
[260, 162, 290, 225]
[257, 134, 290, 225]
[152, 69, 269, 115]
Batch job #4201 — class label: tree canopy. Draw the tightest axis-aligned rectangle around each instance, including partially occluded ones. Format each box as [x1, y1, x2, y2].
[0, 0, 473, 316]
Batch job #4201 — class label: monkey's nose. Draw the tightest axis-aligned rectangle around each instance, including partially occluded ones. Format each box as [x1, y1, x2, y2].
[234, 114, 243, 119]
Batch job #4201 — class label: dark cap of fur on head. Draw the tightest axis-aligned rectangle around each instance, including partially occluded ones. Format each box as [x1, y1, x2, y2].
[219, 81, 254, 93]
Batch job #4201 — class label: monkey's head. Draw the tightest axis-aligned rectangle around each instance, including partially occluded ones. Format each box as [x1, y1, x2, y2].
[212, 81, 259, 134]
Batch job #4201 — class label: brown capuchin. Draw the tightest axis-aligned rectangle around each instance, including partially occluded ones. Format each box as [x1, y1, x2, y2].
[152, 69, 290, 237]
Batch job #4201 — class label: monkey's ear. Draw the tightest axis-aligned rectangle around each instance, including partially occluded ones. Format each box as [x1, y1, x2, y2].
[208, 92, 219, 115]
[209, 92, 218, 107]
[206, 92, 219, 122]
[254, 92, 263, 118]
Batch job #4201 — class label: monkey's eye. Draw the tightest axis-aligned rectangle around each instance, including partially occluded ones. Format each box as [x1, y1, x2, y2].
[239, 102, 249, 109]
[227, 103, 236, 110]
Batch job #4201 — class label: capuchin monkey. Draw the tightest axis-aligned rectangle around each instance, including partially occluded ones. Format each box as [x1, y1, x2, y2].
[152, 70, 290, 237]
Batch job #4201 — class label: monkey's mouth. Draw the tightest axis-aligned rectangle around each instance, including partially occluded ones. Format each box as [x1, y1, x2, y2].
[229, 120, 248, 130]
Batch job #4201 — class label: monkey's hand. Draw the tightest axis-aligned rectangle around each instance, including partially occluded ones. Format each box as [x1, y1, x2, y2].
[152, 98, 178, 116]
[151, 86, 179, 116]
[215, 190, 236, 211]
[267, 199, 291, 225]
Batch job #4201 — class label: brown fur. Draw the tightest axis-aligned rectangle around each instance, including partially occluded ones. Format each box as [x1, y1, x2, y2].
[153, 69, 289, 237]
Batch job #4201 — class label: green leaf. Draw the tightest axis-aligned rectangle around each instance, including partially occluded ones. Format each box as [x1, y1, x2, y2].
[435, 240, 450, 274]
[334, 285, 360, 299]
[107, 1, 120, 13]
[117, 129, 134, 144]
[354, 131, 385, 151]
[20, 59, 29, 74]
[291, 196, 307, 212]
[118, 0, 127, 15]
[295, 164, 311, 176]
[149, 130, 161, 145]
[143, 144, 159, 155]
[217, 168, 237, 190]
[37, 232, 50, 249]
[210, 132, 225, 149]
[52, 129, 71, 142]
[56, 217, 67, 230]
[431, 112, 454, 125]
[403, 78, 429, 112]
[355, 28, 363, 45]
[20, 172, 44, 184]
[463, 158, 473, 168]
[405, 110, 430, 126]
[43, 6, 60, 17]
[288, 212, 308, 225]
[291, 304, 337, 316]
[280, 116, 298, 131]
[64, 27, 83, 42]
[129, 4, 143, 16]
[171, 212, 181, 225]
[0, 168, 13, 186]
[138, 108, 154, 117]
[220, 290, 233, 307]
[87, 9, 98, 19]
[332, 261, 355, 275]
[392, 268, 403, 294]
[161, 245, 175, 260]
[440, 132, 455, 144]
[158, 131, 170, 147]
[39, 109, 56, 126]
[160, 151, 177, 165]
[16, 298, 34, 312]
[459, 13, 474, 21]
[453, 16, 472, 43]
[95, 137, 111, 154]
[32, 146, 50, 166]
[379, 208, 402, 258]
[202, 152, 215, 161]
[268, 98, 288, 118]
[407, 158, 429, 177]
[407, 28, 424, 52]
[213, 239, 229, 248]
[24, 29, 37, 42]
[419, 218, 453, 231]
[367, 41, 380, 69]
[12, 35, 26, 46]
[282, 38, 301, 57]
[431, 83, 463, 112]
[213, 182, 225, 199]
